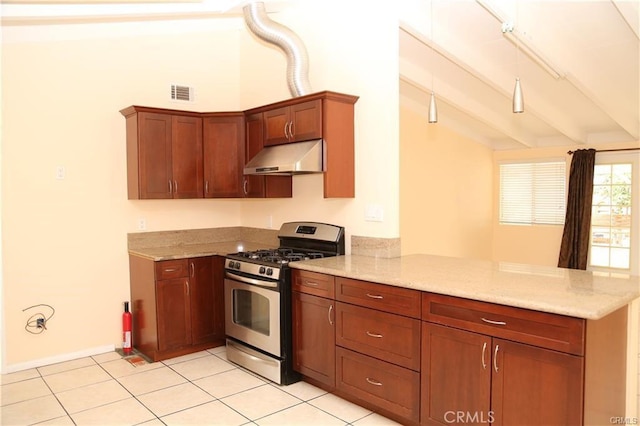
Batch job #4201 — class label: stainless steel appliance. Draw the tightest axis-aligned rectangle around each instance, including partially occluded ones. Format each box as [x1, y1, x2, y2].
[224, 221, 345, 385]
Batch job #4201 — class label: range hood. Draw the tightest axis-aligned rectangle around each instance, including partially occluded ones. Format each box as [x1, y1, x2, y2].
[244, 139, 324, 175]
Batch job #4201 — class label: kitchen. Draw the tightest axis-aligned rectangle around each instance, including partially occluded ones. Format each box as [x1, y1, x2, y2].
[1, 0, 639, 424]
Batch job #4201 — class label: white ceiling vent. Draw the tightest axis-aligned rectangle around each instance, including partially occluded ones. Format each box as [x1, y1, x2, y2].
[170, 84, 194, 102]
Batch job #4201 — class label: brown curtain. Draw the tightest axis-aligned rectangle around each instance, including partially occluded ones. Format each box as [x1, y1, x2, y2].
[558, 149, 596, 269]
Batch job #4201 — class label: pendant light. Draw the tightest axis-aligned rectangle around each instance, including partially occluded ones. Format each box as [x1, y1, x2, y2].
[512, 1, 524, 113]
[428, 0, 438, 123]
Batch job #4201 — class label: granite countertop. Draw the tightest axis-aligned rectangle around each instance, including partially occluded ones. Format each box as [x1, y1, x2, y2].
[289, 254, 640, 320]
[128, 241, 275, 261]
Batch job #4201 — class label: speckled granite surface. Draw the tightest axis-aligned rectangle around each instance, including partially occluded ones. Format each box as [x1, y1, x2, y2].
[128, 227, 278, 261]
[290, 254, 640, 320]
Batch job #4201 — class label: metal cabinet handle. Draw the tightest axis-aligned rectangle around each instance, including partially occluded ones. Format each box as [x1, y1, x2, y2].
[481, 317, 507, 326]
[289, 121, 294, 138]
[190, 262, 194, 277]
[243, 179, 248, 195]
[283, 122, 289, 139]
[493, 344, 500, 372]
[366, 378, 382, 386]
[205, 181, 209, 194]
[163, 268, 177, 273]
[366, 331, 383, 338]
[304, 281, 319, 287]
[168, 180, 173, 194]
[174, 180, 178, 194]
[328, 304, 334, 325]
[366, 293, 383, 299]
[185, 280, 190, 296]
[481, 341, 487, 369]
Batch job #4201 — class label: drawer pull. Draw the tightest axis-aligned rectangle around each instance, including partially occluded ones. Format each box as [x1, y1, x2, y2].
[366, 377, 383, 386]
[366, 331, 383, 338]
[493, 344, 500, 372]
[304, 281, 319, 287]
[366, 293, 383, 299]
[481, 317, 507, 326]
[163, 268, 177, 273]
[481, 341, 487, 369]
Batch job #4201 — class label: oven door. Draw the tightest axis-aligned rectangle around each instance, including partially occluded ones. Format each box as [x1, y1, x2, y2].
[224, 273, 281, 357]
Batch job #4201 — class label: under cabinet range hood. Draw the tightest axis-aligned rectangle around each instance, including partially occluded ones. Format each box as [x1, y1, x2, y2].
[244, 139, 324, 175]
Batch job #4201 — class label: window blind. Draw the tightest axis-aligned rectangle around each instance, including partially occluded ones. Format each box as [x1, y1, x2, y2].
[499, 161, 566, 225]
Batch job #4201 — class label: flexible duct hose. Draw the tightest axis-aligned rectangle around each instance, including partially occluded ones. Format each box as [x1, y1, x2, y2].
[243, 1, 312, 97]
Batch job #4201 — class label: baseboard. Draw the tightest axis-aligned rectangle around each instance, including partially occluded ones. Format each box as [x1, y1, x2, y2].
[2, 344, 116, 374]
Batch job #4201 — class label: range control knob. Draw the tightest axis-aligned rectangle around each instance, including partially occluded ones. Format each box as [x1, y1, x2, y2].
[234, 261, 241, 270]
[259, 266, 266, 274]
[266, 268, 273, 276]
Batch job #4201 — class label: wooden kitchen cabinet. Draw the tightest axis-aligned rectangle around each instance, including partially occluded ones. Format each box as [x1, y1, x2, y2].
[244, 112, 292, 198]
[291, 269, 336, 388]
[202, 113, 245, 198]
[263, 99, 322, 146]
[121, 106, 203, 199]
[421, 294, 585, 426]
[246, 91, 359, 198]
[129, 255, 225, 361]
[421, 322, 583, 426]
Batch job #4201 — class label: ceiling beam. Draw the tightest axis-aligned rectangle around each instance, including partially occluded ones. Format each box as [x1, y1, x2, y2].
[400, 23, 587, 145]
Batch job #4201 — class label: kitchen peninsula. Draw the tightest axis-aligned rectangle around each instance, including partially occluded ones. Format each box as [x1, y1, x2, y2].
[290, 254, 640, 426]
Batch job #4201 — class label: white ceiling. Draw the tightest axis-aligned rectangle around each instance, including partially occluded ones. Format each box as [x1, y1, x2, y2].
[399, 0, 640, 150]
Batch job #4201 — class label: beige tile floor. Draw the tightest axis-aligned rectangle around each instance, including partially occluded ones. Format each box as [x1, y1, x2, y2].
[1, 346, 401, 425]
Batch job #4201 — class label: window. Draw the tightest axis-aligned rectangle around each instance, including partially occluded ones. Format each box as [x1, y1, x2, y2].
[589, 153, 638, 273]
[499, 161, 566, 225]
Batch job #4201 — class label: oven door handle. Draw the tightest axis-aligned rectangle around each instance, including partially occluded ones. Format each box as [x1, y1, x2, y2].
[225, 271, 278, 288]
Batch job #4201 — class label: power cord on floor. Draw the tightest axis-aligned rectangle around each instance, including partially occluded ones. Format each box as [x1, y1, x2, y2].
[22, 304, 55, 334]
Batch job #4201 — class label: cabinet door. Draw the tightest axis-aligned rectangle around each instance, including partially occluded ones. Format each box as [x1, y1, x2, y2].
[137, 112, 173, 199]
[171, 115, 203, 198]
[289, 99, 322, 142]
[157, 277, 192, 351]
[189, 257, 216, 345]
[491, 339, 583, 426]
[422, 323, 491, 425]
[292, 291, 335, 387]
[244, 113, 266, 197]
[203, 115, 244, 198]
[263, 106, 290, 146]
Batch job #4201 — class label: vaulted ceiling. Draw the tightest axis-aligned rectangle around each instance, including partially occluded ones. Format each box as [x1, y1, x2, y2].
[399, 0, 640, 150]
[3, 0, 638, 151]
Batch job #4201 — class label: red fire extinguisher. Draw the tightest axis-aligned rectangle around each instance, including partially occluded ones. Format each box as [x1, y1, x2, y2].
[122, 301, 132, 356]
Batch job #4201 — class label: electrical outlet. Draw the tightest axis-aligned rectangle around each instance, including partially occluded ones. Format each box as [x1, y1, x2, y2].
[137, 218, 147, 231]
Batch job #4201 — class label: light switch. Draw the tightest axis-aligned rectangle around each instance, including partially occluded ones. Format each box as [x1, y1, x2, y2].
[365, 204, 384, 222]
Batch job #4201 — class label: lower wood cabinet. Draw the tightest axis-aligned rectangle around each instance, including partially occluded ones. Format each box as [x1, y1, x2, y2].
[292, 290, 335, 387]
[292, 269, 626, 426]
[129, 255, 225, 361]
[421, 322, 583, 426]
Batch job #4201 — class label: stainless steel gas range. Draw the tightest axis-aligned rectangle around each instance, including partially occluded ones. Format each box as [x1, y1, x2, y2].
[224, 222, 345, 385]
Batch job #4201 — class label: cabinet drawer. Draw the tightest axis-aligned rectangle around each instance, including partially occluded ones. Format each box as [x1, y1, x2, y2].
[336, 347, 420, 423]
[292, 269, 335, 298]
[156, 259, 189, 280]
[335, 277, 421, 318]
[336, 302, 421, 371]
[422, 293, 585, 356]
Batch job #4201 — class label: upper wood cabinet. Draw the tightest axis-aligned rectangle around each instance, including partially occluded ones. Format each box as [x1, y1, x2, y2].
[246, 91, 359, 198]
[244, 113, 293, 198]
[121, 106, 203, 200]
[202, 113, 245, 198]
[263, 99, 322, 146]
